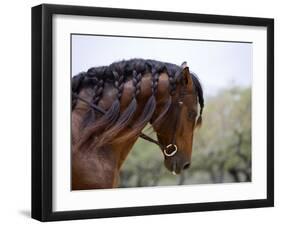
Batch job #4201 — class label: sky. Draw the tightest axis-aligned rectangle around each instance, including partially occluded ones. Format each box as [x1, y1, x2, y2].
[72, 35, 252, 97]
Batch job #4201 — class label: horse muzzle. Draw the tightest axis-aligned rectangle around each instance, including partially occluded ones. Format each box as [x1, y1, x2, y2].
[163, 147, 191, 175]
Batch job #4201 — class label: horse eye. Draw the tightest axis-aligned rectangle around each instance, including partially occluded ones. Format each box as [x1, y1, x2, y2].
[187, 111, 197, 120]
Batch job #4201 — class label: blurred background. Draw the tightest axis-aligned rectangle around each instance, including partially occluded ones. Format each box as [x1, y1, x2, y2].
[72, 34, 252, 187]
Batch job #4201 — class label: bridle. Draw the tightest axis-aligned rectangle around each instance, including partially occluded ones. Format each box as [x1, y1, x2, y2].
[72, 87, 191, 158]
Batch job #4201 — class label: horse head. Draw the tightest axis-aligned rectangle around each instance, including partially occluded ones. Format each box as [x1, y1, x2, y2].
[151, 62, 204, 175]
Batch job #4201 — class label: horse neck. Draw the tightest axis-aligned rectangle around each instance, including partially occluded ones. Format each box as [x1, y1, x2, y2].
[72, 72, 171, 168]
[112, 72, 172, 168]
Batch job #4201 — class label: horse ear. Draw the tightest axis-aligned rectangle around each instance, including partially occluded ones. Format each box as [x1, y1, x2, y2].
[181, 62, 193, 92]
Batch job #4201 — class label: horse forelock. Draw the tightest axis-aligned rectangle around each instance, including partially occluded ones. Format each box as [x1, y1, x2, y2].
[72, 59, 204, 151]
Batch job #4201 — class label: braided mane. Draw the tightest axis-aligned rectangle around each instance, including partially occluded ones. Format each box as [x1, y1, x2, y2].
[72, 58, 204, 150]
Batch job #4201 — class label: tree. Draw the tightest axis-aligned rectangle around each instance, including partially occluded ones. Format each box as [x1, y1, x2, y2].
[190, 87, 251, 183]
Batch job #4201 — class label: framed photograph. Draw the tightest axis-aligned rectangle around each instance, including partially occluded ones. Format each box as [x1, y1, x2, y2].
[32, 4, 274, 221]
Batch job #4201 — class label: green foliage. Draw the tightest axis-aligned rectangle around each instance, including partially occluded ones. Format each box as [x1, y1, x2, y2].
[119, 86, 252, 187]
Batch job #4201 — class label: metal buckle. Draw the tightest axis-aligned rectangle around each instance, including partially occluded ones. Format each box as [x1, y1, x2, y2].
[163, 144, 178, 157]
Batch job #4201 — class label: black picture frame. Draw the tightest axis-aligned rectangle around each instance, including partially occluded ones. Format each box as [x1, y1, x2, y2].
[31, 3, 274, 222]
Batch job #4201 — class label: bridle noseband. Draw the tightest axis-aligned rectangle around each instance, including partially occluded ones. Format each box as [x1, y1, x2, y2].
[163, 144, 178, 157]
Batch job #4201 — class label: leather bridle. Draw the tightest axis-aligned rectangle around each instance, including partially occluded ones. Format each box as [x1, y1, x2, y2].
[72, 92, 185, 158]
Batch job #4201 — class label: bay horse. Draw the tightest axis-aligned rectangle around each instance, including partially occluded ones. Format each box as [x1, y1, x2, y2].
[71, 59, 204, 190]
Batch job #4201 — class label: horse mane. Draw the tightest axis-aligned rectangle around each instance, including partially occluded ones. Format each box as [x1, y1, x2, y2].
[72, 58, 204, 150]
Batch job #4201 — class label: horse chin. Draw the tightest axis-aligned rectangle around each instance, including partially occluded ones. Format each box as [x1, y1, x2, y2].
[164, 152, 191, 175]
[164, 159, 181, 175]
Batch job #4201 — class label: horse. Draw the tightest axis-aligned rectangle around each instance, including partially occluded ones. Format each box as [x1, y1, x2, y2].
[71, 59, 204, 190]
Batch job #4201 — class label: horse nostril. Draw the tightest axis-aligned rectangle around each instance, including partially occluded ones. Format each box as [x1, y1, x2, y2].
[183, 162, 190, 170]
